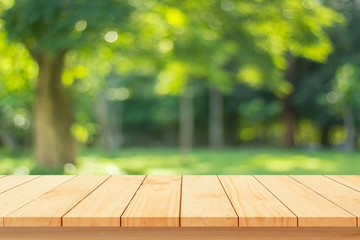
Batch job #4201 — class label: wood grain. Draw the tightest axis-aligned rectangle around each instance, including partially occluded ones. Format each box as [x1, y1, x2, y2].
[122, 175, 181, 227]
[1, 227, 360, 240]
[255, 175, 356, 227]
[291, 175, 360, 226]
[325, 175, 360, 192]
[63, 175, 145, 226]
[181, 175, 238, 227]
[4, 175, 109, 227]
[0, 175, 74, 227]
[2, 175, 360, 228]
[0, 175, 39, 194]
[219, 175, 297, 226]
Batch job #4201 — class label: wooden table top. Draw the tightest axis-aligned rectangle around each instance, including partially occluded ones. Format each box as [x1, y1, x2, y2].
[0, 175, 359, 227]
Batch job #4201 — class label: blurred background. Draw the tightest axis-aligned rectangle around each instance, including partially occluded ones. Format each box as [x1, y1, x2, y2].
[0, 0, 360, 175]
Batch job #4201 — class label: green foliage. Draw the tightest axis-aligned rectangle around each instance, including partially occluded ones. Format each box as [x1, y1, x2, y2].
[324, 1, 360, 116]
[0, 0, 358, 151]
[330, 63, 360, 110]
[298, 0, 360, 124]
[148, 0, 343, 97]
[239, 0, 343, 96]
[0, 5, 36, 142]
[239, 98, 282, 124]
[2, 0, 133, 53]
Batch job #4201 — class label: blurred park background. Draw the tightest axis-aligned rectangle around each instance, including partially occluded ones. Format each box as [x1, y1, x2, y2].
[1, 0, 360, 175]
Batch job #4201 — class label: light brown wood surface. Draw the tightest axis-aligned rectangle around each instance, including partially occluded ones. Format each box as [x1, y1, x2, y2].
[219, 175, 297, 226]
[122, 175, 181, 226]
[63, 175, 145, 226]
[1, 227, 360, 240]
[255, 175, 356, 226]
[0, 175, 39, 194]
[326, 175, 360, 192]
[181, 175, 238, 227]
[2, 175, 360, 228]
[291, 175, 360, 225]
[4, 175, 108, 227]
[0, 175, 74, 227]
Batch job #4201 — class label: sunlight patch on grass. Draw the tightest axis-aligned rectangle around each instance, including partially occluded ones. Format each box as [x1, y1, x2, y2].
[147, 168, 179, 175]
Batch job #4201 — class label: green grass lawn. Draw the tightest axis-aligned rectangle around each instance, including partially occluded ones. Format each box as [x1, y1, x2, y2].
[0, 147, 359, 175]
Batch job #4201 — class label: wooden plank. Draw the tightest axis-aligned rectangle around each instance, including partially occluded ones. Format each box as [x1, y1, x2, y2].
[122, 175, 181, 227]
[0, 175, 39, 194]
[63, 175, 145, 227]
[0, 175, 74, 227]
[4, 175, 109, 227]
[255, 175, 356, 227]
[219, 175, 297, 226]
[291, 175, 360, 226]
[326, 175, 360, 192]
[181, 175, 238, 227]
[2, 227, 359, 240]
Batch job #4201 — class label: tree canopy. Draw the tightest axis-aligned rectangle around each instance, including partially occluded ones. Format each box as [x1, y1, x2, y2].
[0, 0, 358, 168]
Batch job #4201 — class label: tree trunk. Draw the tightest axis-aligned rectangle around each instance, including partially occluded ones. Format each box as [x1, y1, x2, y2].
[209, 87, 223, 150]
[282, 97, 295, 147]
[0, 131, 18, 151]
[164, 126, 177, 147]
[95, 95, 111, 149]
[95, 94, 123, 151]
[34, 51, 75, 168]
[320, 124, 331, 148]
[112, 100, 124, 148]
[281, 53, 296, 148]
[343, 106, 356, 152]
[179, 83, 193, 154]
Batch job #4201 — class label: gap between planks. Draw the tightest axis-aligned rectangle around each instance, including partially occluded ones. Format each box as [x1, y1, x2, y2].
[4, 176, 106, 227]
[179, 175, 183, 227]
[118, 175, 148, 227]
[255, 175, 356, 227]
[290, 175, 360, 227]
[252, 175, 299, 227]
[60, 175, 112, 226]
[0, 175, 41, 195]
[0, 175, 76, 227]
[325, 175, 360, 193]
[122, 175, 182, 226]
[217, 175, 240, 226]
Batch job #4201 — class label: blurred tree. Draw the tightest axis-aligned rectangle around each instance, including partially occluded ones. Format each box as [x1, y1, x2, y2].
[209, 87, 224, 149]
[234, 0, 343, 147]
[289, 58, 335, 148]
[293, 0, 360, 150]
[169, 0, 342, 149]
[327, 0, 360, 151]
[2, 0, 132, 167]
[0, 1, 36, 151]
[331, 64, 360, 151]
